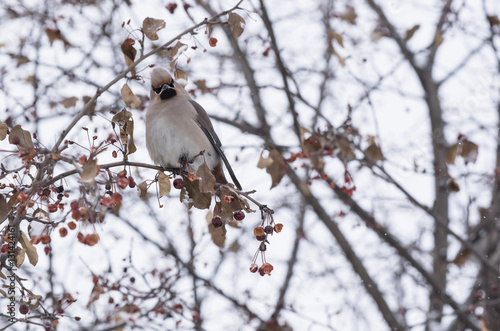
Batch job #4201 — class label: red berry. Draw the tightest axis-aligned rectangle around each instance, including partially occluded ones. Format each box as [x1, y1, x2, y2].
[128, 176, 136, 188]
[211, 216, 222, 228]
[44, 246, 51, 255]
[117, 177, 129, 189]
[264, 225, 273, 234]
[1, 244, 9, 253]
[19, 305, 29, 315]
[173, 178, 184, 189]
[256, 234, 266, 241]
[209, 37, 218, 47]
[233, 211, 245, 221]
[166, 2, 177, 14]
[249, 263, 258, 273]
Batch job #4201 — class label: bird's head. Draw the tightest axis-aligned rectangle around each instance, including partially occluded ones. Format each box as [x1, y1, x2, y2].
[151, 68, 177, 100]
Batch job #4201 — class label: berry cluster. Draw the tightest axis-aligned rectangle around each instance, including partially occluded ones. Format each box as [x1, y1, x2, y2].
[249, 207, 282, 276]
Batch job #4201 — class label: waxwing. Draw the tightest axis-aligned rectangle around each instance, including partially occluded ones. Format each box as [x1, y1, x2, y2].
[145, 67, 242, 190]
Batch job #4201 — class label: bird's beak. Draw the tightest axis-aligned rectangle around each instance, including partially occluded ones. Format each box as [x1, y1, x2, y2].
[160, 82, 174, 93]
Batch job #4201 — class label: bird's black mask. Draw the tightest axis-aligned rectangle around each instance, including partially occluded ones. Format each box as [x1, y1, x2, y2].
[152, 79, 176, 100]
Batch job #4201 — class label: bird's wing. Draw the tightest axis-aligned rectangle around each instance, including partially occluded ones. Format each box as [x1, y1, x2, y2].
[189, 100, 242, 190]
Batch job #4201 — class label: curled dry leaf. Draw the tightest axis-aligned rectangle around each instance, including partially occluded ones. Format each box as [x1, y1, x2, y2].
[15, 247, 25, 268]
[461, 139, 478, 163]
[160, 41, 188, 61]
[446, 144, 458, 165]
[257, 150, 274, 169]
[180, 178, 211, 210]
[142, 17, 166, 41]
[60, 96, 78, 108]
[196, 162, 216, 195]
[339, 5, 356, 24]
[487, 15, 500, 27]
[227, 12, 245, 39]
[364, 141, 383, 163]
[158, 171, 171, 197]
[404, 24, 420, 41]
[19, 231, 38, 266]
[328, 30, 344, 47]
[174, 69, 188, 88]
[9, 124, 34, 151]
[434, 31, 444, 48]
[121, 84, 141, 109]
[206, 211, 226, 248]
[80, 158, 99, 184]
[0, 121, 8, 140]
[137, 180, 148, 198]
[121, 38, 137, 75]
[266, 149, 287, 189]
[112, 108, 137, 158]
[45, 28, 71, 48]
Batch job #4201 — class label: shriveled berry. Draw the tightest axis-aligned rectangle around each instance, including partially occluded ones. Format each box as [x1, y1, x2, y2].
[56, 185, 64, 193]
[256, 234, 266, 241]
[173, 178, 185, 189]
[274, 223, 283, 233]
[233, 211, 245, 221]
[249, 263, 258, 273]
[57, 194, 64, 200]
[105, 183, 111, 191]
[19, 305, 29, 315]
[259, 242, 266, 251]
[264, 225, 274, 234]
[128, 176, 136, 188]
[212, 216, 222, 228]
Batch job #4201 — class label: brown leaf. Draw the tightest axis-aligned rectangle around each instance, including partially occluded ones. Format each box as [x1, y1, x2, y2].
[0, 121, 8, 140]
[227, 12, 246, 39]
[339, 6, 356, 24]
[9, 125, 33, 151]
[112, 109, 136, 158]
[15, 247, 25, 268]
[83, 96, 96, 114]
[174, 69, 188, 88]
[207, 212, 226, 248]
[158, 171, 171, 197]
[434, 31, 444, 48]
[80, 158, 99, 184]
[142, 17, 166, 41]
[461, 139, 478, 163]
[447, 177, 460, 192]
[330, 46, 346, 66]
[137, 181, 148, 198]
[404, 24, 420, 41]
[266, 149, 287, 189]
[159, 41, 188, 61]
[45, 28, 71, 48]
[257, 151, 273, 169]
[120, 38, 137, 75]
[364, 141, 383, 162]
[19, 231, 38, 266]
[446, 143, 458, 165]
[0, 195, 9, 225]
[60, 96, 78, 108]
[487, 15, 500, 27]
[328, 30, 344, 47]
[196, 162, 216, 195]
[180, 178, 212, 210]
[87, 283, 103, 308]
[121, 84, 141, 109]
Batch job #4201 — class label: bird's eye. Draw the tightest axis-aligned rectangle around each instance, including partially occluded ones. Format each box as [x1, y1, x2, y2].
[152, 85, 161, 94]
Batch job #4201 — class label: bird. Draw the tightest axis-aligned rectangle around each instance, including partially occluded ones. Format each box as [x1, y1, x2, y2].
[145, 67, 242, 190]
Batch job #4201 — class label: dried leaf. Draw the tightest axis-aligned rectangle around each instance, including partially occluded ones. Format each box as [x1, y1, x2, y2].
[446, 143, 458, 165]
[15, 247, 25, 268]
[159, 41, 188, 61]
[461, 139, 478, 163]
[207, 211, 226, 248]
[174, 69, 188, 88]
[364, 142, 383, 162]
[257, 151, 273, 169]
[330, 46, 345, 66]
[45, 28, 71, 48]
[112, 109, 136, 158]
[0, 121, 8, 140]
[447, 177, 460, 192]
[137, 181, 148, 198]
[120, 38, 137, 75]
[60, 96, 78, 108]
[196, 162, 216, 194]
[121, 84, 141, 109]
[434, 31, 444, 48]
[9, 125, 33, 151]
[339, 6, 356, 24]
[19, 231, 38, 266]
[0, 289, 6, 298]
[158, 171, 171, 197]
[0, 195, 9, 225]
[142, 17, 166, 41]
[266, 149, 287, 189]
[125, 118, 137, 156]
[87, 283, 103, 308]
[227, 12, 245, 39]
[487, 15, 500, 27]
[82, 96, 96, 114]
[80, 158, 99, 184]
[329, 30, 344, 47]
[404, 24, 420, 41]
[180, 178, 211, 210]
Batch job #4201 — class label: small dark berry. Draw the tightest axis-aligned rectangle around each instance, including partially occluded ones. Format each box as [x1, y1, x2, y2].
[106, 190, 113, 196]
[233, 211, 245, 221]
[56, 185, 64, 193]
[19, 305, 29, 315]
[173, 178, 185, 189]
[211, 216, 222, 228]
[249, 264, 258, 273]
[57, 194, 64, 200]
[264, 225, 274, 234]
[256, 234, 266, 241]
[259, 242, 267, 251]
[105, 183, 111, 190]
